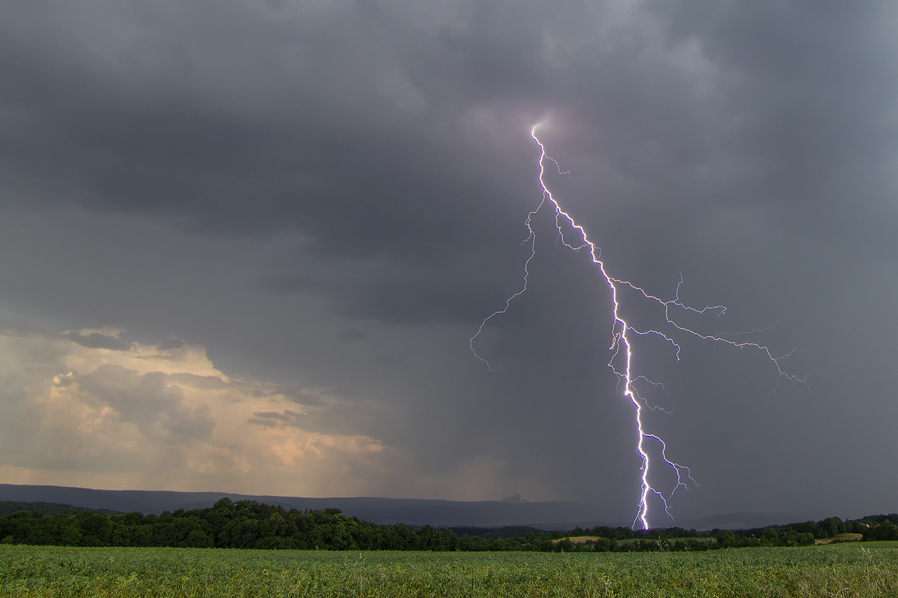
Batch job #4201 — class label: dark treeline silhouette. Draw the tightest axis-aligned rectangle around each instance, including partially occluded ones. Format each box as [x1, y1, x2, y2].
[1, 500, 896, 551]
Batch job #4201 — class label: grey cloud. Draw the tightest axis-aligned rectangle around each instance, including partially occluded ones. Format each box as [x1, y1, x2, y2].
[260, 252, 517, 325]
[340, 328, 369, 342]
[156, 337, 187, 350]
[273, 388, 325, 407]
[250, 410, 302, 428]
[0, 0, 547, 326]
[165, 373, 232, 390]
[641, 0, 898, 228]
[61, 331, 130, 351]
[77, 364, 216, 443]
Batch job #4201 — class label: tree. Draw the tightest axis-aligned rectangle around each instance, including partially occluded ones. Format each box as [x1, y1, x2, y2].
[821, 517, 845, 537]
[871, 520, 898, 541]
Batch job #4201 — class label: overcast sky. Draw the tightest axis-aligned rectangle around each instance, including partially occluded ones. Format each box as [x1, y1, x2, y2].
[1, 0, 897, 527]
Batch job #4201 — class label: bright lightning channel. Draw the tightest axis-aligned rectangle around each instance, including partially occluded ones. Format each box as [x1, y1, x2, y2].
[471, 124, 806, 530]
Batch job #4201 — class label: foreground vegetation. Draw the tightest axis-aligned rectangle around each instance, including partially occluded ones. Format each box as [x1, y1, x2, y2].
[2, 543, 898, 597]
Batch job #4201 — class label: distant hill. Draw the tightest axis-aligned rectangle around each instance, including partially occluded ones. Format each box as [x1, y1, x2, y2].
[0, 484, 614, 529]
[0, 484, 795, 530]
[0, 501, 117, 516]
[674, 512, 801, 531]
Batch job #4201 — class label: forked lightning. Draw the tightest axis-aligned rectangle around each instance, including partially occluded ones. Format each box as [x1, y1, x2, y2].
[471, 124, 805, 529]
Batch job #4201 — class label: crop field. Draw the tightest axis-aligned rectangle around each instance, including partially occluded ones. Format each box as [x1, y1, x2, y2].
[2, 543, 898, 597]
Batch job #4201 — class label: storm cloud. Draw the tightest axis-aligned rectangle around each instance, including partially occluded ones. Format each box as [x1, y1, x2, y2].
[1, 0, 897, 525]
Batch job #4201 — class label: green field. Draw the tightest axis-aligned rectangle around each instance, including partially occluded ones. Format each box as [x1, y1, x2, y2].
[2, 543, 898, 597]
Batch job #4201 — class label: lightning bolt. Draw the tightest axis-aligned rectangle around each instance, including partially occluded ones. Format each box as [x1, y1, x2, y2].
[471, 124, 806, 530]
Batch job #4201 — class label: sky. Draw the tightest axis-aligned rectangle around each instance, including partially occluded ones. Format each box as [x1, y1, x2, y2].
[1, 0, 897, 527]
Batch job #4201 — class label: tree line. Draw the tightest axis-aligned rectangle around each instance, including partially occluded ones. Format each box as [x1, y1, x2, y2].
[1, 499, 896, 551]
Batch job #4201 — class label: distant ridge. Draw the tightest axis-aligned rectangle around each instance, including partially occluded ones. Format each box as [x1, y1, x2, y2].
[0, 484, 793, 530]
[676, 512, 802, 531]
[0, 484, 613, 529]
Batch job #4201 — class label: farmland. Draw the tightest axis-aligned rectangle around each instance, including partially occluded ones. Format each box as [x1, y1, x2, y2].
[2, 543, 898, 597]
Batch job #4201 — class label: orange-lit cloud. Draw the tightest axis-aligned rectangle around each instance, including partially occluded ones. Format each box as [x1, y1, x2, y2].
[0, 327, 389, 497]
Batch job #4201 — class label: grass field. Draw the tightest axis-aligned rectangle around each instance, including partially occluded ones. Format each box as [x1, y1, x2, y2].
[2, 543, 898, 597]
